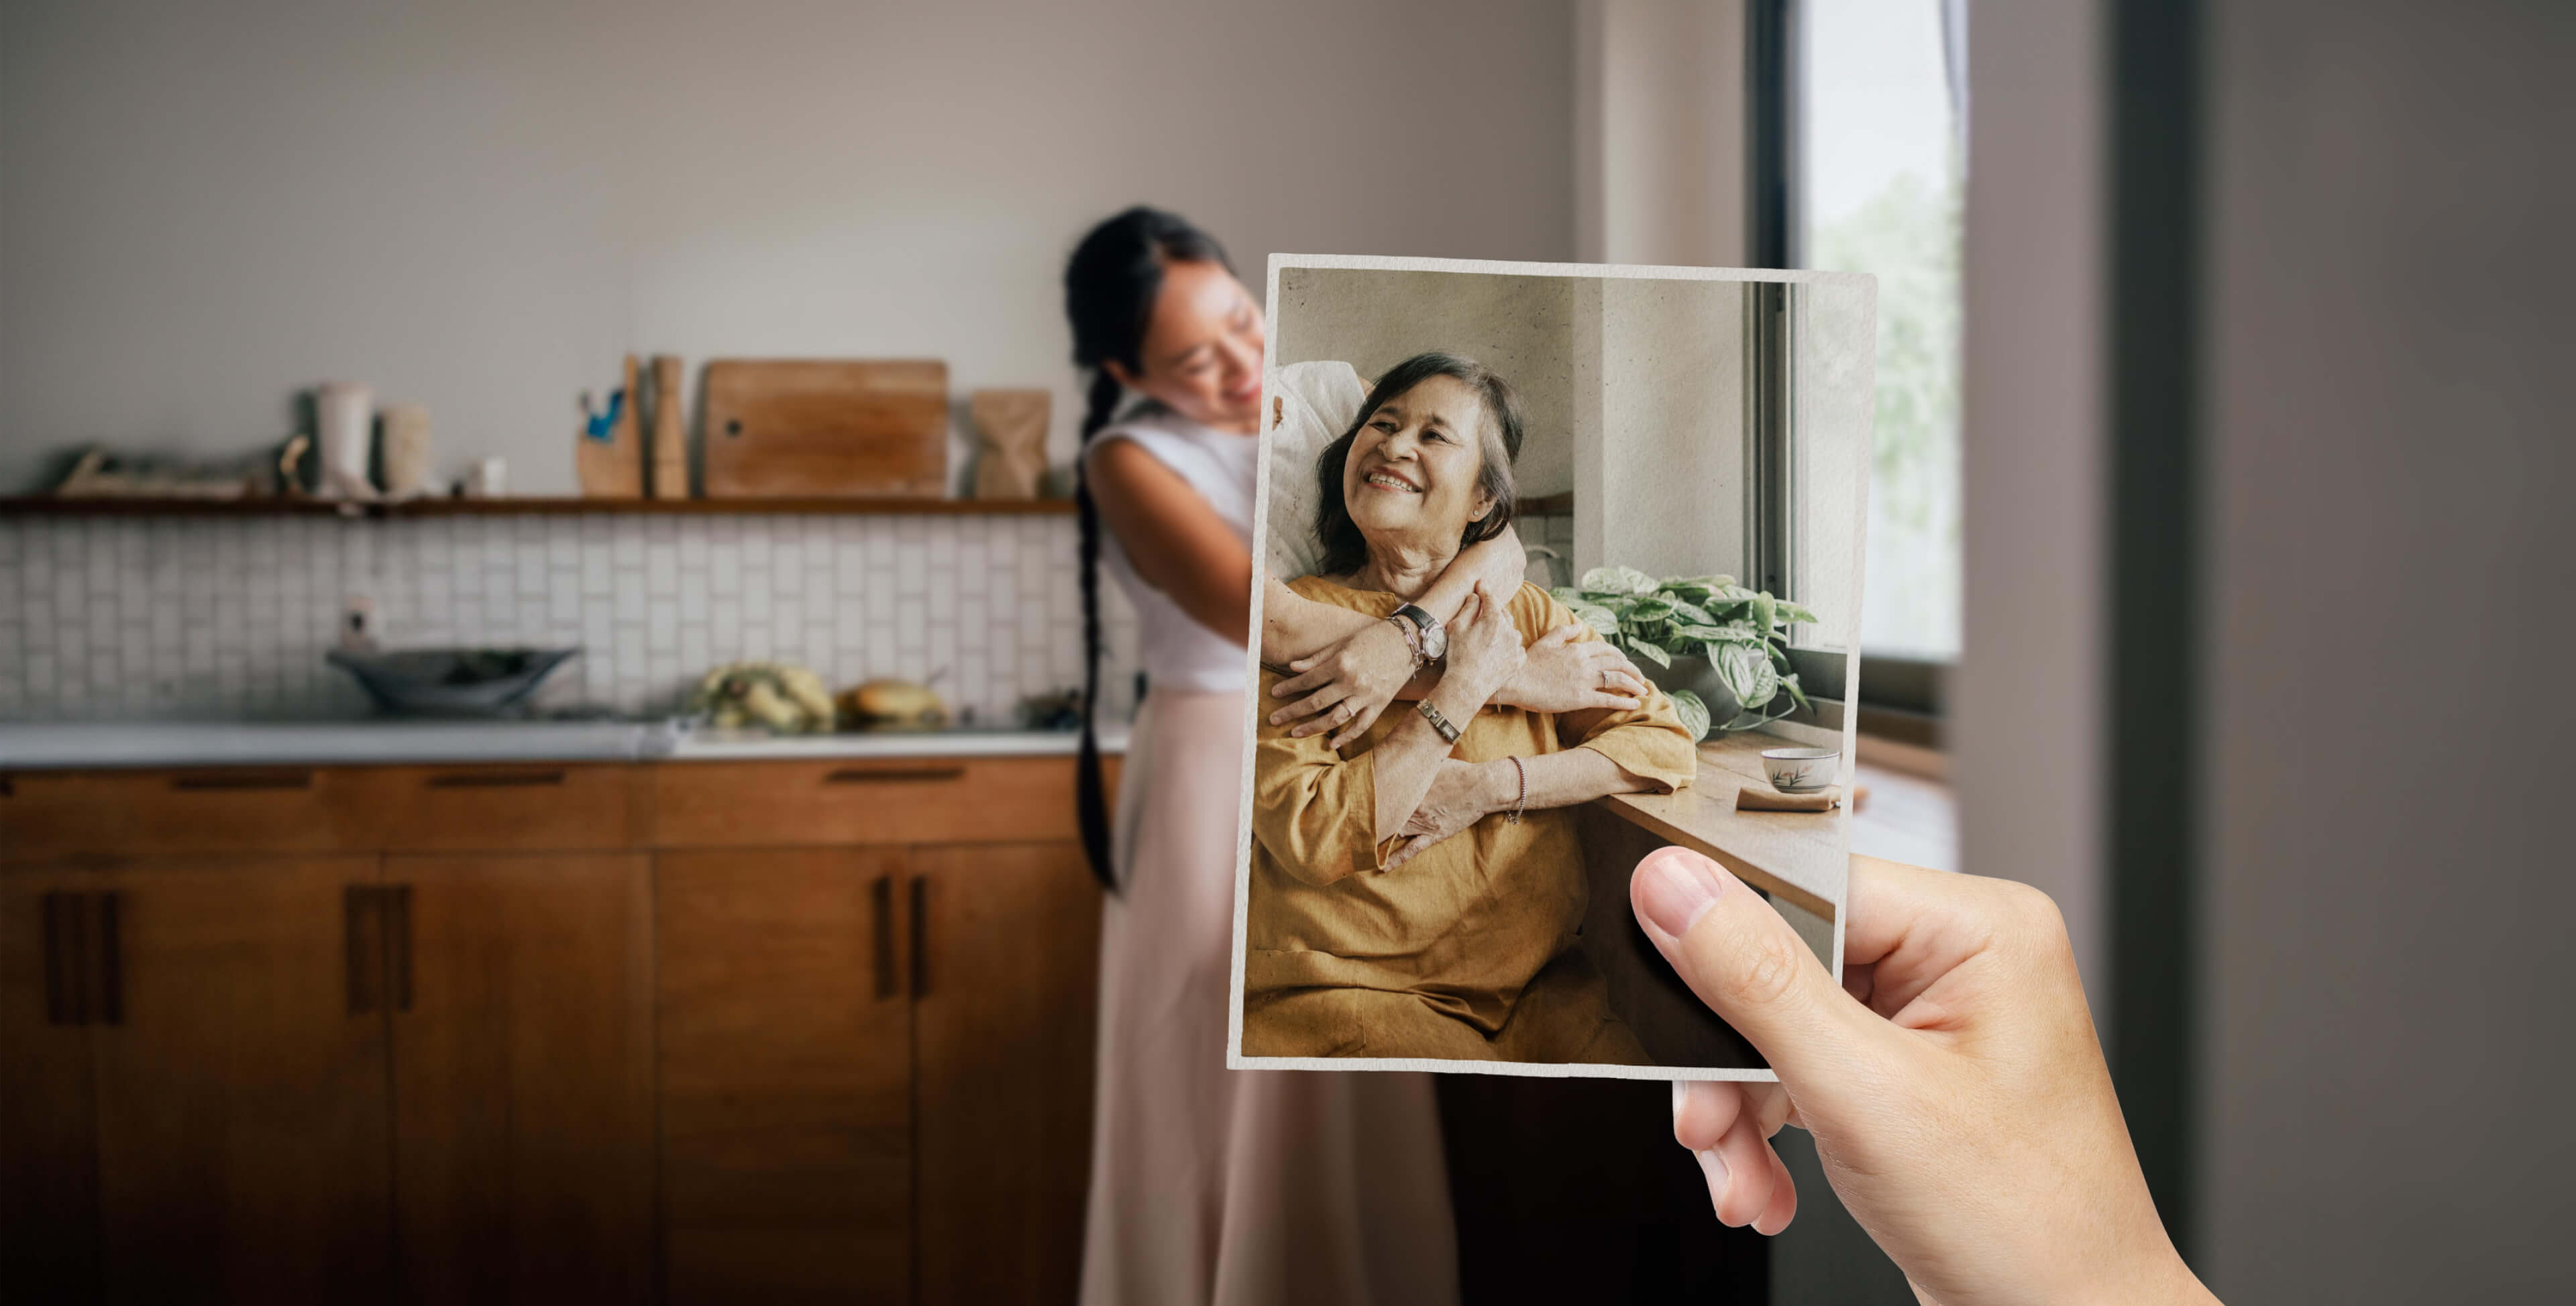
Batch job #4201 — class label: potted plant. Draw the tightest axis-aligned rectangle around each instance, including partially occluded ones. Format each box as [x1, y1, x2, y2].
[1550, 567, 1818, 742]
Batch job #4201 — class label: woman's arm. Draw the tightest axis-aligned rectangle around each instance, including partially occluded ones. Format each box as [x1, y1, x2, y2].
[1364, 583, 1522, 844]
[1383, 748, 1658, 869]
[1261, 522, 1529, 665]
[1086, 438, 1253, 643]
[1251, 582, 1523, 885]
[1263, 524, 1546, 747]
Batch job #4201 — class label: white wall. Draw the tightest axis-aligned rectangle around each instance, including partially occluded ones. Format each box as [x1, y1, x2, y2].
[1574, 277, 1746, 580]
[0, 0, 1576, 494]
[1272, 268, 1577, 498]
[1953, 0, 2112, 1012]
[2196, 1, 2575, 1297]
[1574, 0, 1746, 266]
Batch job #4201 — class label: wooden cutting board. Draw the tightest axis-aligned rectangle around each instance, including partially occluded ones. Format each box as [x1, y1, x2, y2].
[702, 360, 948, 498]
[576, 353, 646, 498]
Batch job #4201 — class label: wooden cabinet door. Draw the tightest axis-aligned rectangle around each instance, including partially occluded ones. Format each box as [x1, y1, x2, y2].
[910, 841, 1102, 1306]
[384, 853, 655, 1306]
[0, 869, 103, 1301]
[85, 855, 395, 1305]
[656, 847, 913, 1305]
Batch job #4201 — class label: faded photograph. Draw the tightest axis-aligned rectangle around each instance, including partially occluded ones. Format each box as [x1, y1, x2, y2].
[1232, 256, 1876, 1079]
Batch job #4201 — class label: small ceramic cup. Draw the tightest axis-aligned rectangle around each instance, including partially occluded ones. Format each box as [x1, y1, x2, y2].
[1760, 747, 1839, 794]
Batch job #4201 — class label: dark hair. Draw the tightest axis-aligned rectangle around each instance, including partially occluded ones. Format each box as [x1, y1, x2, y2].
[1313, 351, 1525, 578]
[1063, 206, 1234, 891]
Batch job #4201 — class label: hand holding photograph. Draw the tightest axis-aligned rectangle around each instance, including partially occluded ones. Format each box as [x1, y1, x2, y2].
[1230, 254, 1876, 1081]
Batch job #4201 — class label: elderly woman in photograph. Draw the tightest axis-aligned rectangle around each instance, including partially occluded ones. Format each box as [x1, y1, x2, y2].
[1246, 352, 1698, 1065]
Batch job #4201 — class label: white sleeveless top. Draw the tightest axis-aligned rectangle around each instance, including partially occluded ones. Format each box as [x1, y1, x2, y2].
[1086, 363, 1367, 694]
[1089, 404, 1263, 694]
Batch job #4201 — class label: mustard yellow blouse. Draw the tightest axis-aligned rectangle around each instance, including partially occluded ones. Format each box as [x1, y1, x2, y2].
[1246, 578, 1698, 1036]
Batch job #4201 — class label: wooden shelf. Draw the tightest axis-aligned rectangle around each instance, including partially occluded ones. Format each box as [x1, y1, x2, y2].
[0, 496, 1079, 519]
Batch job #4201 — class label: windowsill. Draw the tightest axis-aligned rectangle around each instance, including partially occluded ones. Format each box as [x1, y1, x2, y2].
[1578, 726, 1958, 945]
[1854, 737, 1957, 874]
[1591, 732, 1849, 922]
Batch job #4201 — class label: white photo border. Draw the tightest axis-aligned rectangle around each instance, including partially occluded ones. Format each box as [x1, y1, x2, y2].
[1226, 252, 1877, 1082]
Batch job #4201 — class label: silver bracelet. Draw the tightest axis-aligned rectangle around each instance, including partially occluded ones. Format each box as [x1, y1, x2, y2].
[1507, 755, 1527, 824]
[1387, 613, 1428, 668]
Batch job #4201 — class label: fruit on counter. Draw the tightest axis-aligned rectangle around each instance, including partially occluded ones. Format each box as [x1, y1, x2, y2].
[839, 678, 949, 730]
[690, 661, 837, 732]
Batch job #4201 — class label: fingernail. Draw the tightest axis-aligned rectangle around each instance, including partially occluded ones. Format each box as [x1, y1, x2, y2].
[1695, 1148, 1731, 1217]
[1637, 848, 1726, 937]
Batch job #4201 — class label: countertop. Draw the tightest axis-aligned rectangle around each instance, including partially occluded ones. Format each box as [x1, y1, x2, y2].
[0, 720, 1130, 771]
[1595, 730, 1851, 921]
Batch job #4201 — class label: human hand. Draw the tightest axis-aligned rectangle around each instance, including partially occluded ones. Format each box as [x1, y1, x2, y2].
[1385, 758, 1503, 868]
[1495, 623, 1648, 714]
[1443, 581, 1526, 704]
[1268, 616, 1417, 748]
[1630, 849, 2219, 1306]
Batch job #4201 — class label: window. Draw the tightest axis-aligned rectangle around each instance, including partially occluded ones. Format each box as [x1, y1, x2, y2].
[1758, 0, 1966, 669]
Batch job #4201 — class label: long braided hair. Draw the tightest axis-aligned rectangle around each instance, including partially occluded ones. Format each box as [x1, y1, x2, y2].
[1063, 207, 1236, 892]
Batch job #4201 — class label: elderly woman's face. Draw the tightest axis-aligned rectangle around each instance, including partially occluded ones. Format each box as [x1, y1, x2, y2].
[1342, 374, 1496, 550]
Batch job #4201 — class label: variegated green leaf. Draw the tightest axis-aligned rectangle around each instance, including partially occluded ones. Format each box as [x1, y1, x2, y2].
[1715, 641, 1780, 710]
[1580, 565, 1659, 596]
[1668, 688, 1712, 742]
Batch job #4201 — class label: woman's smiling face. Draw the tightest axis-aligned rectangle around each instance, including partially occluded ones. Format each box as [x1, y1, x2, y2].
[1105, 258, 1266, 434]
[1342, 373, 1497, 551]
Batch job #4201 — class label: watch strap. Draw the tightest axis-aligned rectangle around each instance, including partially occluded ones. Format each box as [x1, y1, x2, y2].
[1415, 698, 1462, 745]
[1393, 602, 1446, 659]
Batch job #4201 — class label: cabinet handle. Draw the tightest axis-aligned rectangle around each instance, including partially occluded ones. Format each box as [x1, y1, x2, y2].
[871, 875, 898, 999]
[41, 891, 80, 1026]
[345, 887, 383, 1016]
[423, 770, 566, 789]
[93, 892, 121, 1027]
[908, 876, 930, 999]
[168, 771, 313, 792]
[386, 885, 415, 1014]
[824, 766, 967, 785]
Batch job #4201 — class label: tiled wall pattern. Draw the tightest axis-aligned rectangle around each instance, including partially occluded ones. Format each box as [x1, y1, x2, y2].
[0, 513, 1140, 726]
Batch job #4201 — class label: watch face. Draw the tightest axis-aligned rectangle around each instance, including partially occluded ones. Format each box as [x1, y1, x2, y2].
[1419, 624, 1448, 659]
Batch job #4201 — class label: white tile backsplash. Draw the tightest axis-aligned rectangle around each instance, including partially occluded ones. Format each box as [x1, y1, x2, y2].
[0, 513, 1138, 727]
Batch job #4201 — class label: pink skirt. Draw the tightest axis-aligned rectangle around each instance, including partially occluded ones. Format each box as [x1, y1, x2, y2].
[1079, 688, 1459, 1306]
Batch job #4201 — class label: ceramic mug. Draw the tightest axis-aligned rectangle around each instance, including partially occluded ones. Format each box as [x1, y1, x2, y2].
[1760, 747, 1839, 794]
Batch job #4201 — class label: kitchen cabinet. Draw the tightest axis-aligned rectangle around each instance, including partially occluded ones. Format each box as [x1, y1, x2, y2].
[658, 847, 914, 1304]
[911, 841, 1099, 1306]
[87, 856, 394, 1304]
[1, 749, 1110, 1306]
[0, 868, 105, 1299]
[387, 852, 655, 1305]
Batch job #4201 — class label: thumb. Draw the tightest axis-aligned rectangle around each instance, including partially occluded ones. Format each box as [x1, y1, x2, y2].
[1629, 846, 1877, 1089]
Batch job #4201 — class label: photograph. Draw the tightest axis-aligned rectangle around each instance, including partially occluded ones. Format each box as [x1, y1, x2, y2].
[1230, 255, 1878, 1079]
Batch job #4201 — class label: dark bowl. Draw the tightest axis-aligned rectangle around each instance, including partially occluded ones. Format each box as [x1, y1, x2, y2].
[325, 646, 580, 717]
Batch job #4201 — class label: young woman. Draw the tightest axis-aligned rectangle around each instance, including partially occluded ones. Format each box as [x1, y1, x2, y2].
[1063, 208, 1642, 1303]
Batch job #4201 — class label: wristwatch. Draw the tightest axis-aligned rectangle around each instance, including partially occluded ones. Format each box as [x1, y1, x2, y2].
[1390, 603, 1448, 661]
[1415, 698, 1463, 745]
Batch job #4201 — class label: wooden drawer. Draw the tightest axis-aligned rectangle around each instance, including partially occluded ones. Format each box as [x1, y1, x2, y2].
[0, 768, 359, 862]
[649, 757, 1110, 849]
[337, 765, 647, 853]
